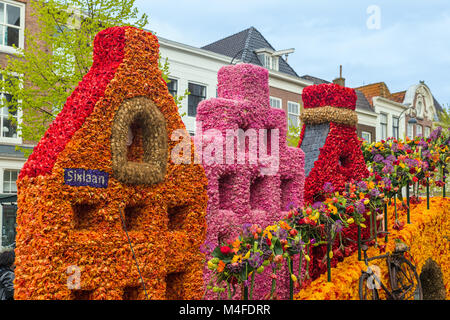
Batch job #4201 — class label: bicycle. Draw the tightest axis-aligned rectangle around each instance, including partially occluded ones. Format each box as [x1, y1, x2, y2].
[359, 241, 423, 300]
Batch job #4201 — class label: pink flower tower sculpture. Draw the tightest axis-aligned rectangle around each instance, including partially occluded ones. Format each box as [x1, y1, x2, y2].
[195, 63, 305, 300]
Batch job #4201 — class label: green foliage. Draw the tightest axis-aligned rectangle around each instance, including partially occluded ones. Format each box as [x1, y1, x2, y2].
[436, 104, 450, 129]
[0, 0, 187, 157]
[287, 123, 301, 147]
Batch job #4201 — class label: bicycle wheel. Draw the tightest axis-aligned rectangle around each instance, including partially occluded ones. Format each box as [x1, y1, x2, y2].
[391, 256, 423, 300]
[359, 273, 379, 300]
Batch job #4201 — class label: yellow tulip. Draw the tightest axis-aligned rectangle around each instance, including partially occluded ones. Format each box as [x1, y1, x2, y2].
[329, 251, 333, 259]
[347, 218, 354, 224]
[305, 255, 311, 262]
[291, 274, 298, 282]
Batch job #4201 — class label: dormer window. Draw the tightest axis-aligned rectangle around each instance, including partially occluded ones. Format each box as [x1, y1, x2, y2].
[257, 53, 279, 71]
[256, 48, 279, 71]
[255, 48, 294, 72]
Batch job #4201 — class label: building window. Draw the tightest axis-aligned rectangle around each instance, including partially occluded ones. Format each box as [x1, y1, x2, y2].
[270, 97, 281, 109]
[392, 116, 399, 139]
[167, 78, 178, 97]
[417, 100, 423, 116]
[287, 101, 300, 127]
[1, 205, 16, 247]
[407, 123, 414, 138]
[361, 131, 372, 143]
[3, 169, 19, 193]
[425, 126, 431, 138]
[0, 73, 18, 140]
[380, 113, 387, 140]
[187, 83, 206, 117]
[416, 124, 423, 137]
[258, 54, 279, 71]
[0, 1, 24, 51]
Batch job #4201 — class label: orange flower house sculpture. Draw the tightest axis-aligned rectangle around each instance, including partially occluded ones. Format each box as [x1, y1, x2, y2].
[14, 27, 208, 300]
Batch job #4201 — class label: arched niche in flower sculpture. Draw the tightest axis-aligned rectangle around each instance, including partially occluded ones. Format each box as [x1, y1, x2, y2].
[195, 63, 305, 299]
[14, 27, 208, 300]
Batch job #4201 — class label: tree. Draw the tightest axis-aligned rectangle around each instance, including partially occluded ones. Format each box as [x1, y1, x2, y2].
[436, 104, 450, 129]
[287, 123, 301, 147]
[0, 0, 182, 156]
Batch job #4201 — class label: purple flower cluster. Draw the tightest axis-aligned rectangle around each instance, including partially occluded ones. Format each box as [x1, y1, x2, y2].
[429, 127, 442, 141]
[369, 188, 380, 198]
[227, 262, 244, 274]
[333, 220, 344, 234]
[373, 154, 384, 163]
[382, 163, 394, 174]
[323, 182, 334, 193]
[248, 252, 263, 268]
[355, 200, 366, 214]
[391, 143, 399, 152]
[357, 180, 367, 191]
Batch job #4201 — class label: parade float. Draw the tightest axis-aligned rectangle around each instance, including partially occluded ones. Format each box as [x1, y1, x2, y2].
[13, 27, 450, 300]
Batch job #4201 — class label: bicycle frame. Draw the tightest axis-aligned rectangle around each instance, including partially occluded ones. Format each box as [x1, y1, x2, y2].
[363, 251, 399, 300]
[363, 262, 395, 300]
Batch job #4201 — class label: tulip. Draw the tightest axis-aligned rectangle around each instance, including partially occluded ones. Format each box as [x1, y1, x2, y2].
[274, 255, 283, 263]
[220, 246, 232, 255]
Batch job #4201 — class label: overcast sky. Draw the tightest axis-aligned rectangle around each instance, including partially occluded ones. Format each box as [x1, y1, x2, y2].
[135, 0, 450, 106]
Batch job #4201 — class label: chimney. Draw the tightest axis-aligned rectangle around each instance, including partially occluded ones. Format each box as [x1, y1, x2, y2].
[333, 65, 346, 87]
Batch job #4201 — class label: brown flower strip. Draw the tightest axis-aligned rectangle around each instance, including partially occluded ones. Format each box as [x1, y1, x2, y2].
[300, 106, 358, 126]
[111, 96, 168, 185]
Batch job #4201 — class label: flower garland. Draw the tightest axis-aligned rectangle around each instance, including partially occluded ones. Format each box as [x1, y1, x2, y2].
[15, 27, 208, 300]
[362, 128, 450, 200]
[204, 177, 385, 299]
[295, 198, 450, 300]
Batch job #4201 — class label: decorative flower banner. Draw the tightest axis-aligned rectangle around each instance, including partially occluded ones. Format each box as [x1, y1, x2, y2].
[64, 168, 109, 188]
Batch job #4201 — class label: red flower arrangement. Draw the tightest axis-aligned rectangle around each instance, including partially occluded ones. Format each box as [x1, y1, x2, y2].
[299, 84, 368, 204]
[15, 27, 208, 300]
[301, 83, 357, 110]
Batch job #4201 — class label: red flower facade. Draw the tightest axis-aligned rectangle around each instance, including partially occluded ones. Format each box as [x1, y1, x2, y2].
[299, 84, 369, 204]
[15, 27, 208, 300]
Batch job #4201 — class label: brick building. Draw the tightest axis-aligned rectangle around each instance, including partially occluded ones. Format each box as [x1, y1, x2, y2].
[357, 81, 443, 140]
[0, 0, 35, 247]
